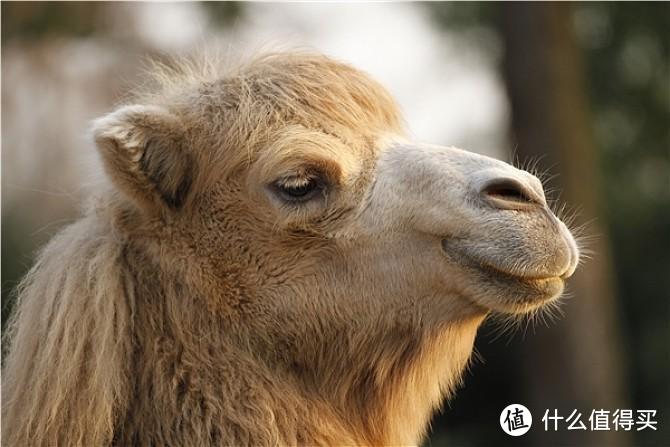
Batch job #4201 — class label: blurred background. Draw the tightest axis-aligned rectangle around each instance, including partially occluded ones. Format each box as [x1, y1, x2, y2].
[2, 2, 668, 446]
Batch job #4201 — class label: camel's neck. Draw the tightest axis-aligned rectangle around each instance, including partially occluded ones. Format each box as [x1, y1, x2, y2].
[277, 315, 485, 445]
[122, 239, 486, 445]
[126, 282, 484, 445]
[343, 317, 485, 445]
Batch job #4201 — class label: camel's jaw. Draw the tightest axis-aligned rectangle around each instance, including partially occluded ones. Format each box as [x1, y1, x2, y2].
[440, 238, 572, 314]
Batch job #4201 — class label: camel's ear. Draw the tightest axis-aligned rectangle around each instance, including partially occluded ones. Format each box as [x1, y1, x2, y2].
[93, 105, 193, 212]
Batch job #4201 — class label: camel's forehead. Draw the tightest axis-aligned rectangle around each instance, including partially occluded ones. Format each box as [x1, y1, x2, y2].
[203, 54, 404, 142]
[170, 53, 406, 181]
[245, 54, 402, 125]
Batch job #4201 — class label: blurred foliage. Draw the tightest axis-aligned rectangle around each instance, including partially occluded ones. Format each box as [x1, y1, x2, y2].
[202, 2, 244, 26]
[426, 2, 669, 446]
[582, 6, 670, 443]
[1, 2, 244, 44]
[1, 2, 106, 42]
[1, 215, 32, 331]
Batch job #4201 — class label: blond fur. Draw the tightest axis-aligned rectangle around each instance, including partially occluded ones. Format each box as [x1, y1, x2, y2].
[3, 52, 569, 446]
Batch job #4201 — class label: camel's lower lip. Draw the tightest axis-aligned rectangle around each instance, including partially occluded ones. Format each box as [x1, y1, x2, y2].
[440, 239, 566, 313]
[440, 239, 563, 284]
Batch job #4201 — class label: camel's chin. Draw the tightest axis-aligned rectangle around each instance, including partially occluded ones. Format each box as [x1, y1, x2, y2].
[475, 273, 565, 315]
[441, 239, 566, 315]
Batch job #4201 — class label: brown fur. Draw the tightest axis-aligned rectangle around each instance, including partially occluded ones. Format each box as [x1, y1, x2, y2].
[2, 52, 545, 446]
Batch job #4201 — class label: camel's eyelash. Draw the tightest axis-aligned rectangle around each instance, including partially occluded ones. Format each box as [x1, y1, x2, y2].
[276, 174, 319, 189]
[271, 173, 328, 204]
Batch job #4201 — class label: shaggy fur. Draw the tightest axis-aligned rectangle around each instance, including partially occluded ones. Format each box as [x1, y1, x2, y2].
[2, 52, 577, 446]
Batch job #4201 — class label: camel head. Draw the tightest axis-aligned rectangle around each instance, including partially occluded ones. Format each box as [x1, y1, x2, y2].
[91, 52, 580, 443]
[94, 52, 578, 319]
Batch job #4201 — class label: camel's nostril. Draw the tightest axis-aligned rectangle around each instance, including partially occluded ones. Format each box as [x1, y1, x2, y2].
[481, 178, 539, 209]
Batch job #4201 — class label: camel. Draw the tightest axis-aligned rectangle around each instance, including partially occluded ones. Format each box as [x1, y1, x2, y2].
[2, 52, 580, 446]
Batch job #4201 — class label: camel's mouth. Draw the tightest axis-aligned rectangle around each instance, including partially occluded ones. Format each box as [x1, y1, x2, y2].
[440, 238, 566, 314]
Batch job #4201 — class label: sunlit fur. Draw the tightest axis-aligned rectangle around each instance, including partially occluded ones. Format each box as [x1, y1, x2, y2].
[2, 52, 578, 446]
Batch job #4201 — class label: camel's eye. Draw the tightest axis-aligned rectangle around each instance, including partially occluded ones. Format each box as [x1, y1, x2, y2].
[273, 176, 325, 203]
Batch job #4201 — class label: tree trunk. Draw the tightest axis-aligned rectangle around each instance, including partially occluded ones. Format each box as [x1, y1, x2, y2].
[499, 3, 630, 446]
